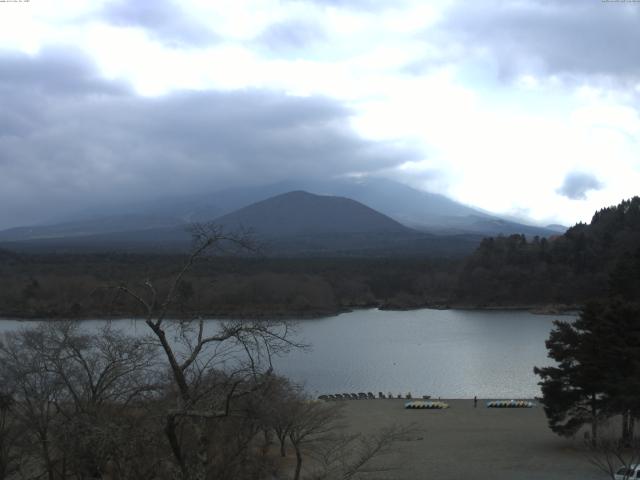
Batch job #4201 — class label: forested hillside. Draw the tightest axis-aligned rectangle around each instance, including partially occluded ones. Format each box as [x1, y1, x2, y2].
[456, 197, 640, 306]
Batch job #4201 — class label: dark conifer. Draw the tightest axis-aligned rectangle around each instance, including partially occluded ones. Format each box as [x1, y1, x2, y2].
[534, 304, 608, 443]
[535, 300, 640, 444]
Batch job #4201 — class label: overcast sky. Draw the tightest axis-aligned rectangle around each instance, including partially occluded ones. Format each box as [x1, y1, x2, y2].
[0, 0, 639, 229]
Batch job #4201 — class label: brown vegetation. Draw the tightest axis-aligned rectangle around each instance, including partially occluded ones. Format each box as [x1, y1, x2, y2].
[0, 224, 410, 480]
[0, 252, 458, 320]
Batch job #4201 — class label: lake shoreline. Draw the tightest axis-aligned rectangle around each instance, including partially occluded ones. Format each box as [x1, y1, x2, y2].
[0, 309, 558, 398]
[0, 302, 579, 322]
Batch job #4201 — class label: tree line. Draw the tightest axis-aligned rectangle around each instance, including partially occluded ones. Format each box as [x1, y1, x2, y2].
[0, 252, 459, 319]
[457, 197, 640, 305]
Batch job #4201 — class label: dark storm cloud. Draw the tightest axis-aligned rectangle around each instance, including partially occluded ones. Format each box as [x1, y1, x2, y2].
[425, 0, 640, 80]
[0, 49, 417, 229]
[256, 19, 326, 55]
[101, 0, 218, 47]
[557, 172, 603, 200]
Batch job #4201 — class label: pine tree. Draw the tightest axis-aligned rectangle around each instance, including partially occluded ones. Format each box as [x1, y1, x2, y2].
[595, 300, 640, 444]
[534, 303, 609, 444]
[535, 300, 640, 444]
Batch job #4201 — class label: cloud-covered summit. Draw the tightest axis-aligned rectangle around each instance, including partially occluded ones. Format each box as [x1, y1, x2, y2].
[0, 49, 417, 230]
[1, 0, 637, 228]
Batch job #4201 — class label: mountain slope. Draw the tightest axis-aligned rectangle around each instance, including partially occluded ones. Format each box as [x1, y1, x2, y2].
[0, 214, 182, 242]
[213, 190, 412, 237]
[276, 178, 555, 237]
[428, 215, 560, 237]
[0, 191, 485, 257]
[0, 177, 557, 242]
[279, 177, 483, 226]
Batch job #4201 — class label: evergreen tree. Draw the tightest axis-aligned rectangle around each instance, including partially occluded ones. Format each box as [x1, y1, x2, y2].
[595, 300, 640, 443]
[534, 303, 609, 443]
[609, 248, 640, 301]
[535, 300, 640, 444]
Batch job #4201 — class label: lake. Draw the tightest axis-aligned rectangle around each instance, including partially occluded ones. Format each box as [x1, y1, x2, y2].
[0, 308, 569, 399]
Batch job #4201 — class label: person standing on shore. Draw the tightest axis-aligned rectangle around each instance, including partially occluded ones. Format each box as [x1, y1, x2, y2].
[474, 396, 478, 408]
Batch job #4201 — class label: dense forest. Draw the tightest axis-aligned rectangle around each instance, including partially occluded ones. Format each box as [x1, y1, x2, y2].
[457, 197, 640, 306]
[0, 197, 638, 319]
[0, 252, 459, 319]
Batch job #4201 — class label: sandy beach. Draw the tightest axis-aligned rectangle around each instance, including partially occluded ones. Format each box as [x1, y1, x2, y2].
[339, 399, 604, 480]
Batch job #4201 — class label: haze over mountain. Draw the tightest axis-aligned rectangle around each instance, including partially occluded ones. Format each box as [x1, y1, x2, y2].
[0, 214, 181, 242]
[0, 189, 484, 257]
[34, 177, 484, 228]
[0, 178, 560, 246]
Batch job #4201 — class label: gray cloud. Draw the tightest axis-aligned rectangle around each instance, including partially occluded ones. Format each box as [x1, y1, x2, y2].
[557, 172, 603, 200]
[284, 0, 395, 10]
[426, 0, 640, 80]
[0, 47, 129, 96]
[256, 19, 326, 56]
[101, 0, 218, 47]
[0, 49, 417, 229]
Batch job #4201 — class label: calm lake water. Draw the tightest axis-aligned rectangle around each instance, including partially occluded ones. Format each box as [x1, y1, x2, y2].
[0, 308, 570, 399]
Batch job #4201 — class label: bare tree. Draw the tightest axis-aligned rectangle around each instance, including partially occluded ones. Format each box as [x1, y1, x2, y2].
[44, 321, 160, 478]
[283, 394, 415, 480]
[115, 223, 304, 480]
[261, 375, 301, 458]
[0, 321, 161, 480]
[310, 424, 415, 480]
[36, 322, 159, 412]
[287, 400, 345, 480]
[0, 328, 66, 480]
[585, 422, 640, 480]
[0, 392, 23, 480]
